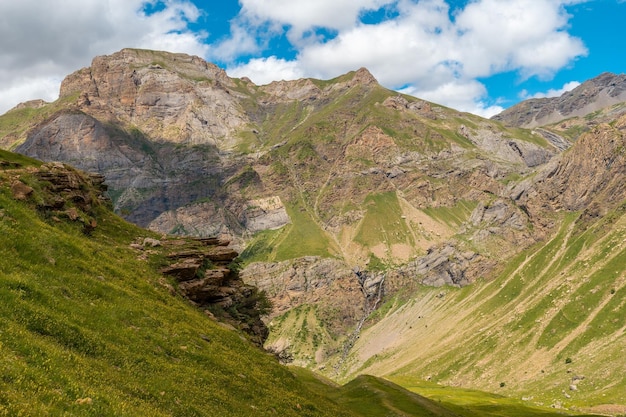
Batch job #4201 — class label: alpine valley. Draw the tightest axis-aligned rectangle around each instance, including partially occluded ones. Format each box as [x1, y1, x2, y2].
[1, 48, 625, 416]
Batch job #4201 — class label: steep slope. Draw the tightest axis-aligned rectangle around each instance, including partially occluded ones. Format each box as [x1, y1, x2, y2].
[338, 114, 626, 415]
[492, 72, 626, 128]
[0, 149, 359, 416]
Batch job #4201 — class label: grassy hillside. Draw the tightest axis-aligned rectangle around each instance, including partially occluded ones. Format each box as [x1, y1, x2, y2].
[293, 368, 602, 417]
[0, 150, 358, 416]
[343, 204, 626, 415]
[2, 149, 605, 417]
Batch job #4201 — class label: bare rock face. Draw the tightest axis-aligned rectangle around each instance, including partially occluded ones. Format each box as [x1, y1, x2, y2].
[396, 243, 482, 287]
[156, 237, 269, 346]
[457, 123, 554, 166]
[17, 112, 145, 176]
[60, 49, 246, 149]
[241, 257, 360, 319]
[241, 196, 290, 233]
[16, 109, 229, 227]
[509, 113, 626, 237]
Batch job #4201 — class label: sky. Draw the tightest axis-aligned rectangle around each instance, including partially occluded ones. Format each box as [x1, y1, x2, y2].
[1, 1, 625, 117]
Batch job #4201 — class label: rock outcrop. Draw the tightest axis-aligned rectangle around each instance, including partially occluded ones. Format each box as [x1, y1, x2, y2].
[152, 236, 270, 346]
[5, 160, 109, 234]
[511, 113, 626, 224]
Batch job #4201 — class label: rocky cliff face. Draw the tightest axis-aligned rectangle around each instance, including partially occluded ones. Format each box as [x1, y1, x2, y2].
[511, 113, 626, 222]
[492, 72, 626, 128]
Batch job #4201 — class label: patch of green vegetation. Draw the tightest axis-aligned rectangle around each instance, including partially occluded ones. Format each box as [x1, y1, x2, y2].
[539, 242, 626, 350]
[584, 109, 603, 120]
[265, 305, 335, 367]
[366, 253, 389, 272]
[336, 375, 460, 417]
[562, 124, 589, 141]
[0, 149, 42, 168]
[241, 202, 336, 263]
[0, 107, 43, 139]
[235, 129, 261, 153]
[239, 228, 283, 263]
[506, 127, 550, 147]
[293, 369, 466, 417]
[422, 200, 477, 228]
[391, 377, 601, 417]
[355, 192, 414, 251]
[432, 126, 474, 149]
[273, 203, 336, 261]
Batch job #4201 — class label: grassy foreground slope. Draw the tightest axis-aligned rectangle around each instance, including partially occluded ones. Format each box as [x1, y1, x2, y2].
[0, 149, 359, 416]
[0, 142, 609, 417]
[345, 205, 626, 414]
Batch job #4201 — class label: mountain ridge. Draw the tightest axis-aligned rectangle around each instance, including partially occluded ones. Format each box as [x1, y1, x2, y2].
[492, 72, 626, 128]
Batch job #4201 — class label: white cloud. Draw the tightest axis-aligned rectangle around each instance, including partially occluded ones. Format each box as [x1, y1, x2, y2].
[227, 57, 305, 85]
[454, 0, 587, 78]
[401, 79, 504, 118]
[520, 81, 581, 99]
[239, 0, 391, 41]
[0, 0, 209, 114]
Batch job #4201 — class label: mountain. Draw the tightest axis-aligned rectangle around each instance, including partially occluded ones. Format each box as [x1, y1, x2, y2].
[1, 49, 625, 415]
[492, 72, 626, 128]
[2, 148, 606, 417]
[342, 112, 626, 414]
[0, 48, 560, 360]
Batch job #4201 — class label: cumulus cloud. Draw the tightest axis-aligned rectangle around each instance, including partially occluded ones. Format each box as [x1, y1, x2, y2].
[454, 0, 587, 78]
[227, 57, 305, 85]
[520, 81, 581, 99]
[0, 0, 209, 114]
[238, 0, 391, 42]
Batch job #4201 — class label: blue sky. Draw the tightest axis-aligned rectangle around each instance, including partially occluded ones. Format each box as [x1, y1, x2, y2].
[1, 0, 625, 117]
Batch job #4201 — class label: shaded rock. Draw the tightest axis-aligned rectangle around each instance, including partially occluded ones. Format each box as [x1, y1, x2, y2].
[160, 259, 203, 282]
[10, 181, 33, 200]
[158, 236, 269, 346]
[206, 246, 238, 262]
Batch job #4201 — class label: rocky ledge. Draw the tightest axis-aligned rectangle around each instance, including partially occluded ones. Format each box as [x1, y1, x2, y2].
[133, 236, 270, 347]
[8, 161, 110, 234]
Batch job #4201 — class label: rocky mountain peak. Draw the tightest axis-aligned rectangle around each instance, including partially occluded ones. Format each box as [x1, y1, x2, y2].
[60, 48, 232, 99]
[352, 67, 378, 85]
